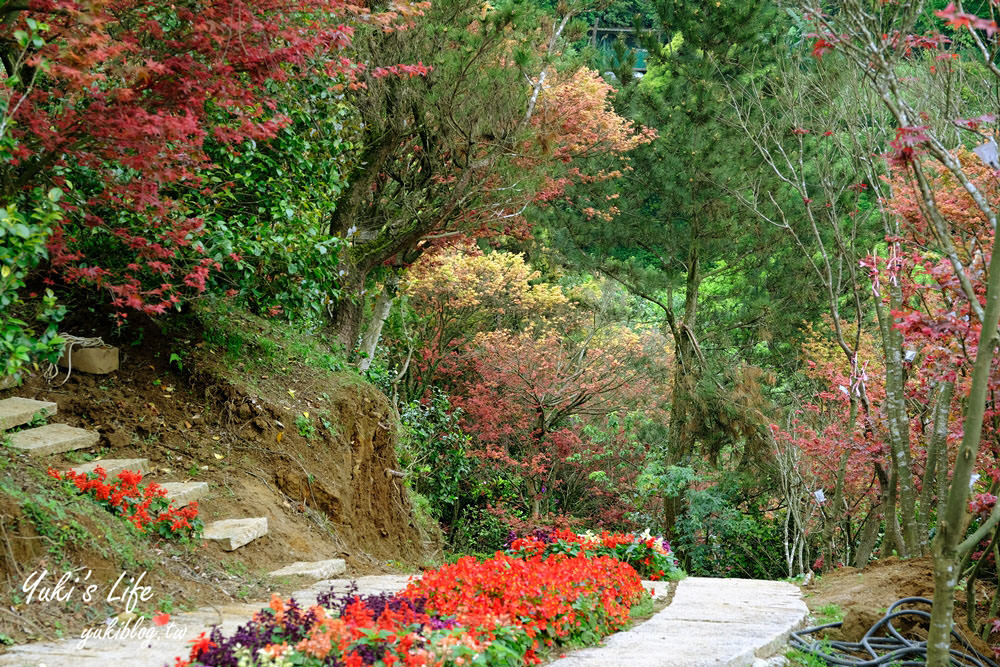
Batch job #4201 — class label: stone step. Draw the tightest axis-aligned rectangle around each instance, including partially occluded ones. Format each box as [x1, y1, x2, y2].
[203, 517, 268, 551]
[0, 397, 57, 430]
[161, 481, 209, 506]
[65, 458, 149, 479]
[7, 423, 98, 456]
[268, 558, 346, 580]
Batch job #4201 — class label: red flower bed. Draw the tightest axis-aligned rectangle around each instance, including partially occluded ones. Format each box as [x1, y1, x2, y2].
[507, 528, 682, 580]
[403, 552, 644, 660]
[48, 467, 201, 539]
[179, 550, 646, 666]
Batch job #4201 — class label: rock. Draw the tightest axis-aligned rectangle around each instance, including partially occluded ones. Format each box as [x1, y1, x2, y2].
[66, 458, 149, 479]
[203, 517, 268, 551]
[268, 559, 346, 580]
[7, 423, 98, 456]
[58, 346, 119, 375]
[105, 429, 130, 449]
[0, 397, 57, 430]
[160, 481, 209, 506]
[752, 657, 788, 667]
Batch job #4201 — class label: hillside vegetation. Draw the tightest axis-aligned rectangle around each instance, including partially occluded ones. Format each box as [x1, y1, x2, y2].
[6, 0, 1000, 663]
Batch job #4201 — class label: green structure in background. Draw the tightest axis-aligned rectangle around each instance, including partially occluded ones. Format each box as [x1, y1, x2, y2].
[589, 23, 658, 73]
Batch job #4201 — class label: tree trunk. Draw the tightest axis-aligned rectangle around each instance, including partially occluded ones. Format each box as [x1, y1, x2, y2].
[821, 397, 857, 570]
[883, 462, 906, 557]
[331, 270, 367, 352]
[329, 133, 400, 238]
[358, 271, 400, 372]
[663, 235, 701, 540]
[874, 287, 920, 556]
[926, 244, 1000, 666]
[854, 502, 882, 568]
[936, 399, 951, 521]
[919, 381, 954, 552]
[526, 478, 542, 520]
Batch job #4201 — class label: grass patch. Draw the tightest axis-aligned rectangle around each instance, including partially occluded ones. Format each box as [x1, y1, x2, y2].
[813, 603, 844, 625]
[190, 301, 354, 376]
[627, 591, 654, 623]
[785, 647, 830, 667]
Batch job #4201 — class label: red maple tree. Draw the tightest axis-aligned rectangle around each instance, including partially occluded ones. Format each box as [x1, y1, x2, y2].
[2, 0, 426, 314]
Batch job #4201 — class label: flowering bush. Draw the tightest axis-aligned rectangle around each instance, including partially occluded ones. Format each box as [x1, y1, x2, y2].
[506, 529, 683, 581]
[47, 467, 201, 540]
[176, 549, 646, 666]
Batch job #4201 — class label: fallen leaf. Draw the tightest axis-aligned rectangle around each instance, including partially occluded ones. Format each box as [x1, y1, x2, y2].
[213, 453, 224, 460]
[287, 389, 296, 398]
[276, 431, 284, 443]
[211, 436, 220, 441]
[184, 421, 192, 429]
[302, 411, 309, 418]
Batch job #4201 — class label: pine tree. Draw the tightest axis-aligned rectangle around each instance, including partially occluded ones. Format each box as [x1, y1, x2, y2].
[539, 0, 805, 537]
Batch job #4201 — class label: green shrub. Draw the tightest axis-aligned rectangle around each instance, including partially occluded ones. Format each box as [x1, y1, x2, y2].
[0, 181, 66, 381]
[450, 506, 510, 554]
[675, 475, 786, 579]
[395, 389, 474, 523]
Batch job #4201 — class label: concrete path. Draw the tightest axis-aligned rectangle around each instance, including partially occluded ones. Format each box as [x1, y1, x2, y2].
[0, 577, 805, 667]
[551, 578, 807, 667]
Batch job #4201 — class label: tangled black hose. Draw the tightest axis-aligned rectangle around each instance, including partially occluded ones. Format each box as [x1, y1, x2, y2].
[789, 597, 999, 667]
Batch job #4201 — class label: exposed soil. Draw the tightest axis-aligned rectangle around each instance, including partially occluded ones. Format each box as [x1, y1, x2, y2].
[801, 556, 994, 656]
[0, 308, 436, 647]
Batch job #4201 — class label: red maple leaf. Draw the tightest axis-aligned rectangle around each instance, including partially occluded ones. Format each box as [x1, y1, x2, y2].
[812, 38, 835, 58]
[935, 2, 977, 29]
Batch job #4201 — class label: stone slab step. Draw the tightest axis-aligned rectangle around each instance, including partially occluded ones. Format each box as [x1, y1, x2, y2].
[161, 481, 209, 506]
[0, 397, 57, 430]
[269, 558, 346, 580]
[203, 517, 267, 551]
[7, 423, 98, 456]
[66, 458, 149, 479]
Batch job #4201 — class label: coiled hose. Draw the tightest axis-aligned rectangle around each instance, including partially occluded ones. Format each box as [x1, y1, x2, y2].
[789, 597, 998, 667]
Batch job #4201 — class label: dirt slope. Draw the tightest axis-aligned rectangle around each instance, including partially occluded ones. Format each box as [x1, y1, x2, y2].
[0, 310, 434, 646]
[801, 556, 993, 655]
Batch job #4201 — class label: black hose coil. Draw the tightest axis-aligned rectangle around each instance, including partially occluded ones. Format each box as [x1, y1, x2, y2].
[789, 597, 999, 667]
